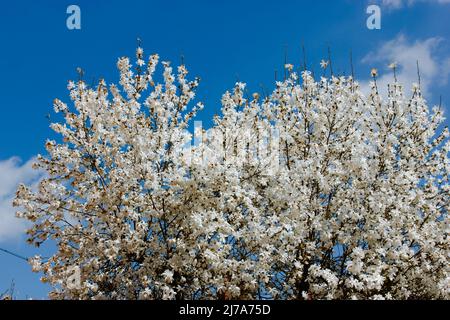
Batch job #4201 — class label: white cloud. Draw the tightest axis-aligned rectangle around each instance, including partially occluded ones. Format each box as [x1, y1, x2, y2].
[440, 57, 450, 86]
[0, 157, 42, 243]
[381, 0, 450, 10]
[360, 34, 450, 99]
[382, 0, 403, 9]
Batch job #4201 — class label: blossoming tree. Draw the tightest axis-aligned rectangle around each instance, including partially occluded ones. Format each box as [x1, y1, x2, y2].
[14, 47, 449, 299]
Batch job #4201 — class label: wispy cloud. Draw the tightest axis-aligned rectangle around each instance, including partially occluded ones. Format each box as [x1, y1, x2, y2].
[0, 157, 42, 243]
[381, 0, 450, 10]
[360, 34, 450, 99]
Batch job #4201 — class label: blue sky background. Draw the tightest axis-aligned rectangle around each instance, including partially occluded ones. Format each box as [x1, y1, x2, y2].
[0, 0, 449, 299]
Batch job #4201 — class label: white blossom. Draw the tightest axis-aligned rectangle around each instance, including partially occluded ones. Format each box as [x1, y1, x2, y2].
[320, 59, 329, 69]
[14, 47, 450, 300]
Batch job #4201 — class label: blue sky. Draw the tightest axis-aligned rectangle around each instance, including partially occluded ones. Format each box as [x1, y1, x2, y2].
[0, 0, 449, 299]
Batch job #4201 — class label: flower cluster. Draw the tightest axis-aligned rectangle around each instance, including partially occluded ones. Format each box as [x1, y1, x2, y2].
[14, 48, 449, 300]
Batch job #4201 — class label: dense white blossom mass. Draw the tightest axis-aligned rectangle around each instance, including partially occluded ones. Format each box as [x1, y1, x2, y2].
[14, 47, 449, 299]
